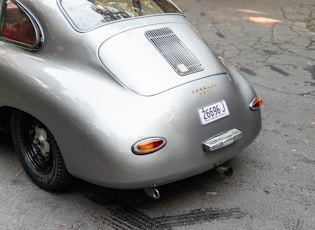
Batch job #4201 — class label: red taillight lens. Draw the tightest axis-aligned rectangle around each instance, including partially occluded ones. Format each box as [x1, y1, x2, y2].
[250, 97, 263, 110]
[132, 138, 167, 155]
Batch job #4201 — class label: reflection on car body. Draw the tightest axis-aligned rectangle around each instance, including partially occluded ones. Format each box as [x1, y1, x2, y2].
[0, 0, 262, 199]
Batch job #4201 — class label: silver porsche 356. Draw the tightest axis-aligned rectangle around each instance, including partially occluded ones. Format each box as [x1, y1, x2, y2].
[0, 0, 262, 199]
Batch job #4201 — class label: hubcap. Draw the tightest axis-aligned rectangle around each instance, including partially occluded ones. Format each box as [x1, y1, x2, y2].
[21, 116, 53, 175]
[33, 126, 50, 159]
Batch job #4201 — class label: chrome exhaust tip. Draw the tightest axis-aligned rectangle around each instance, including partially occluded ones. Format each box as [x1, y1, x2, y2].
[215, 166, 233, 177]
[144, 187, 160, 200]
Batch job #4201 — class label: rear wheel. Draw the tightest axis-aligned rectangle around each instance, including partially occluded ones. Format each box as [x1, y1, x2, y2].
[11, 111, 72, 191]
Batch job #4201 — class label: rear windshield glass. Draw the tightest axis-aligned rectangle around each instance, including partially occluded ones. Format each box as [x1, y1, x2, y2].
[60, 0, 182, 31]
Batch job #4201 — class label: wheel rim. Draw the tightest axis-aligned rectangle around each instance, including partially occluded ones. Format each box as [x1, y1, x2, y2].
[21, 116, 53, 175]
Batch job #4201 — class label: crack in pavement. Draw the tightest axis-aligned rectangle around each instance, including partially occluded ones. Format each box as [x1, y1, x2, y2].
[192, 2, 315, 87]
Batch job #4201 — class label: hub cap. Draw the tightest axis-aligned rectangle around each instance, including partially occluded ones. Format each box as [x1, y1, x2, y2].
[33, 126, 50, 159]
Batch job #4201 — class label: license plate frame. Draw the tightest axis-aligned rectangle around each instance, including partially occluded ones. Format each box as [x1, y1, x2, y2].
[198, 100, 230, 125]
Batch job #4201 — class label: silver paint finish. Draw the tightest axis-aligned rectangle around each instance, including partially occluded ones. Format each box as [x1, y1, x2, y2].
[0, 0, 261, 189]
[99, 17, 225, 96]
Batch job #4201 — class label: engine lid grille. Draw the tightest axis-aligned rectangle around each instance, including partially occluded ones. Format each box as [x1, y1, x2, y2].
[145, 27, 204, 76]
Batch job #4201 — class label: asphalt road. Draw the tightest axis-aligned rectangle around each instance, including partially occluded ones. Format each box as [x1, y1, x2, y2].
[1, 0, 314, 229]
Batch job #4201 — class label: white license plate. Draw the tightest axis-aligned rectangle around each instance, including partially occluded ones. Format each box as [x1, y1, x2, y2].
[198, 100, 230, 125]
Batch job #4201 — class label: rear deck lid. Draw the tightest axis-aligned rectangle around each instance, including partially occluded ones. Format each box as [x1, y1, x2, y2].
[99, 23, 225, 96]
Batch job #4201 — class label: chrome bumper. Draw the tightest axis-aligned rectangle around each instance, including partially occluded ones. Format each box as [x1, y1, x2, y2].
[202, 129, 243, 152]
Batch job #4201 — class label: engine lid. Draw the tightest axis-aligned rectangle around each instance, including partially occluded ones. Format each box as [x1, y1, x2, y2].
[99, 22, 225, 96]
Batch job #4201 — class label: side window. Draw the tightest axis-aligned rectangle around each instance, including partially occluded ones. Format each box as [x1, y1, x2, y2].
[1, 1, 37, 47]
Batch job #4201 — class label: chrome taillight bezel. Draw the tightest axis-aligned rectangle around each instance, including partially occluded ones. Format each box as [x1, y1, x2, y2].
[132, 137, 167, 155]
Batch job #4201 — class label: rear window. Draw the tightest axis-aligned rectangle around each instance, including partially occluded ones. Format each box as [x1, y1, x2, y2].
[60, 0, 182, 31]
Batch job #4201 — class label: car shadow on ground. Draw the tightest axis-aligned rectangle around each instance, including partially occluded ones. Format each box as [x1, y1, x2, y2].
[73, 171, 245, 229]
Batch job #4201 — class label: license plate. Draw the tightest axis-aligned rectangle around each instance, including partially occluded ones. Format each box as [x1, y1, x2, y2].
[198, 100, 230, 125]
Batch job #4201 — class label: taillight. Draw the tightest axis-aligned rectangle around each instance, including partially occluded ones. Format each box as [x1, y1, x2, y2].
[132, 138, 167, 155]
[250, 97, 263, 110]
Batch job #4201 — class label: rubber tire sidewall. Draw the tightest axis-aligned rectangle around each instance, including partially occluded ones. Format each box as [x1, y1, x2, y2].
[11, 111, 72, 191]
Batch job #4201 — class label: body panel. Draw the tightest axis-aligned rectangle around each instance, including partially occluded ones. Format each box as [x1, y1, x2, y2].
[99, 21, 225, 95]
[0, 0, 262, 189]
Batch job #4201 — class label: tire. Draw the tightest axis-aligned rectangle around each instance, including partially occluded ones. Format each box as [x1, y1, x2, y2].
[11, 111, 72, 191]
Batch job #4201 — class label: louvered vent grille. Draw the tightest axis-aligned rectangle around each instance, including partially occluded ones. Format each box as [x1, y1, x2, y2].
[145, 27, 204, 76]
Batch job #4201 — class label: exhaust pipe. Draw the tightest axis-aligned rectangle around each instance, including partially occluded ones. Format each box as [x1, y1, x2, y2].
[144, 187, 160, 200]
[215, 166, 233, 177]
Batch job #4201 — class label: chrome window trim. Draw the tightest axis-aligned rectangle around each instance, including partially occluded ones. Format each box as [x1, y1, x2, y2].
[0, 0, 43, 51]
